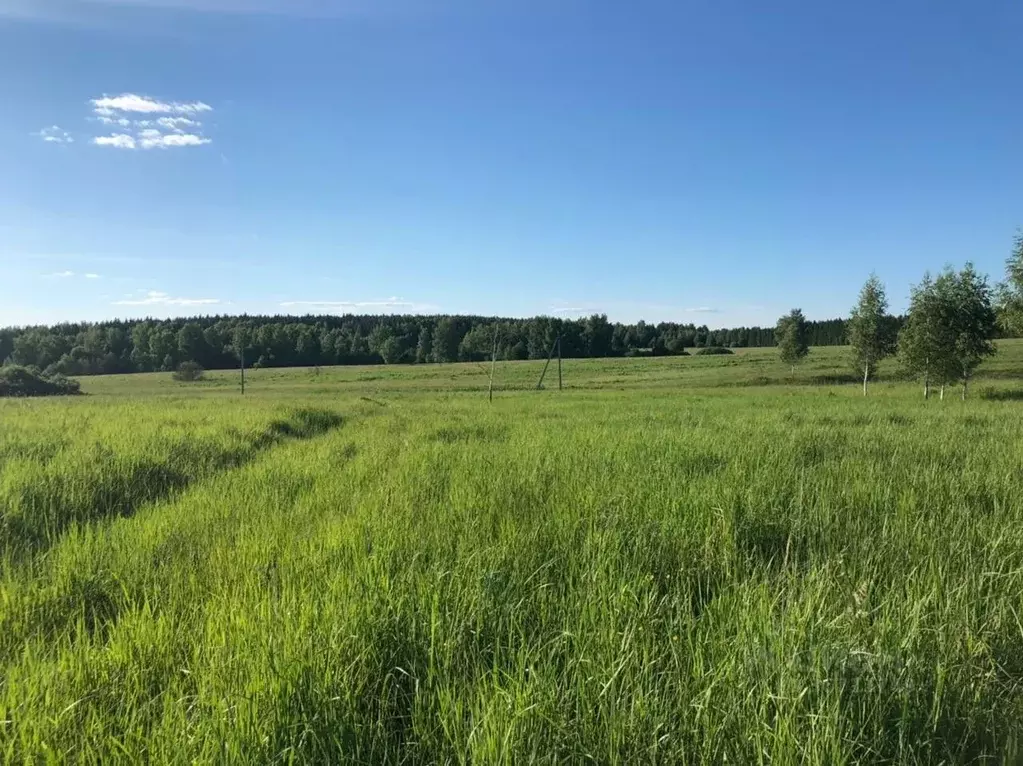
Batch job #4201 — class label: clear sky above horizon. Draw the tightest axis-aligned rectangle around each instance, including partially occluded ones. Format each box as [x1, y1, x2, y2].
[2, 0, 1021, 328]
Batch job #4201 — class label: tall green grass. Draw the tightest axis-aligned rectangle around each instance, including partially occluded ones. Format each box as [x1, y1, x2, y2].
[2, 365, 1023, 762]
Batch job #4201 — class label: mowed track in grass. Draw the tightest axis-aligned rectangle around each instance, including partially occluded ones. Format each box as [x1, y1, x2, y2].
[2, 343, 1023, 763]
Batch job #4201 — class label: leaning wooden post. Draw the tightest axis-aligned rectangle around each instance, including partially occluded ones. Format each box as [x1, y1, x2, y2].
[557, 336, 563, 391]
[488, 326, 499, 403]
[536, 336, 559, 390]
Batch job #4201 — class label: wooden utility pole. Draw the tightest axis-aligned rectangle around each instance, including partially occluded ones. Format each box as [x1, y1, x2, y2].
[240, 347, 245, 395]
[557, 337, 563, 391]
[488, 326, 499, 403]
[536, 335, 562, 391]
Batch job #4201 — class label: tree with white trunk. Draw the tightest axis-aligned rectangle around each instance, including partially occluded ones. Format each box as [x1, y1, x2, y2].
[939, 263, 997, 400]
[899, 266, 996, 400]
[848, 274, 895, 395]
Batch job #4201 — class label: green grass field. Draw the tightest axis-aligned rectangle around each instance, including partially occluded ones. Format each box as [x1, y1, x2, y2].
[2, 343, 1023, 763]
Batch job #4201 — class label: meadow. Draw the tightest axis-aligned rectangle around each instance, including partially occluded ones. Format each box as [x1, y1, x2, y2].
[2, 343, 1023, 763]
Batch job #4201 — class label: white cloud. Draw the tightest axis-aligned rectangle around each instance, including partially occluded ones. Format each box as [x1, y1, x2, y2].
[98, 116, 133, 127]
[91, 93, 212, 115]
[280, 297, 439, 313]
[36, 125, 73, 144]
[43, 270, 104, 280]
[139, 131, 211, 149]
[684, 307, 720, 313]
[156, 116, 199, 131]
[113, 290, 220, 306]
[86, 94, 213, 149]
[93, 133, 137, 149]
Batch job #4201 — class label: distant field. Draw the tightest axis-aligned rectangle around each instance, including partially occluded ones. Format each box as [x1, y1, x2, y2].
[79, 338, 1023, 398]
[2, 342, 1023, 762]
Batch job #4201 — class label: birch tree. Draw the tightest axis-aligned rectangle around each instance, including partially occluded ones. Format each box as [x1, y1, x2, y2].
[997, 231, 1023, 337]
[898, 274, 951, 399]
[940, 263, 997, 400]
[776, 308, 810, 374]
[848, 274, 894, 395]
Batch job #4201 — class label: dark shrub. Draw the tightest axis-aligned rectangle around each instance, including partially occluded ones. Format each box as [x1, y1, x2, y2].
[0, 365, 82, 397]
[172, 361, 205, 382]
[695, 346, 735, 356]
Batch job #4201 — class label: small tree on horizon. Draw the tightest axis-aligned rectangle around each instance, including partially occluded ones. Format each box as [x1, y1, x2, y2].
[996, 231, 1023, 337]
[848, 274, 895, 395]
[940, 263, 997, 400]
[900, 266, 997, 400]
[776, 308, 810, 374]
[899, 273, 953, 399]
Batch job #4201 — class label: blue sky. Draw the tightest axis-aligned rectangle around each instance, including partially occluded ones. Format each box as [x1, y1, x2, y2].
[2, 0, 1021, 328]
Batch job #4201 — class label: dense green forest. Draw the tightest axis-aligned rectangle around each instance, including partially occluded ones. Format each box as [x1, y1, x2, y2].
[0, 314, 857, 376]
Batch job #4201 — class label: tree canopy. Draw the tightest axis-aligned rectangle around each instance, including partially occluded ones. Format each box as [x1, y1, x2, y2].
[0, 313, 857, 377]
[848, 274, 896, 395]
[899, 265, 997, 399]
[776, 309, 810, 371]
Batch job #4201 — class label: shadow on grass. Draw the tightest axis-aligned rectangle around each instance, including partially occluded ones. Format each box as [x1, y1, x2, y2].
[1, 407, 343, 557]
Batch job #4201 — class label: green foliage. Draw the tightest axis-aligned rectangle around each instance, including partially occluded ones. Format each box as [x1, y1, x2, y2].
[0, 365, 81, 397]
[0, 315, 861, 377]
[695, 346, 734, 355]
[171, 361, 206, 382]
[901, 266, 997, 397]
[899, 273, 951, 391]
[776, 308, 810, 369]
[996, 231, 1023, 336]
[941, 264, 997, 393]
[431, 317, 462, 363]
[848, 274, 895, 392]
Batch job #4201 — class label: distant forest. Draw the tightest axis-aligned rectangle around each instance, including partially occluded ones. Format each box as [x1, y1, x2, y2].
[3, 314, 878, 376]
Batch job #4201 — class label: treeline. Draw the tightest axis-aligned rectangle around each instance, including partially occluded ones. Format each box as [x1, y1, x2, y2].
[0, 314, 858, 376]
[782, 233, 1023, 398]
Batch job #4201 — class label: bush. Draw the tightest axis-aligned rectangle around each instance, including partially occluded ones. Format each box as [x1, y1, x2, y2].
[0, 365, 82, 397]
[695, 346, 735, 356]
[172, 361, 205, 382]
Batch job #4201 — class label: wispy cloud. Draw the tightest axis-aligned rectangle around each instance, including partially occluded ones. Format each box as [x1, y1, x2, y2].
[93, 133, 137, 149]
[551, 307, 587, 315]
[43, 270, 103, 280]
[92, 94, 212, 115]
[684, 307, 720, 313]
[36, 125, 73, 144]
[114, 290, 219, 306]
[280, 297, 439, 314]
[139, 129, 210, 149]
[156, 116, 199, 131]
[85, 93, 213, 150]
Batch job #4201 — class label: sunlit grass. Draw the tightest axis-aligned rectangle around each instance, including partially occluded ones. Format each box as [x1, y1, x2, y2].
[2, 346, 1023, 762]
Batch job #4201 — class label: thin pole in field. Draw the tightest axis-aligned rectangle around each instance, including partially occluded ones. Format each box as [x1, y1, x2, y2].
[536, 335, 559, 390]
[240, 347, 245, 395]
[489, 326, 499, 403]
[557, 336, 563, 391]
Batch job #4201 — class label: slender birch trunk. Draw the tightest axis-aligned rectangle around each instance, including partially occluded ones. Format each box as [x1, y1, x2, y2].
[863, 362, 869, 396]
